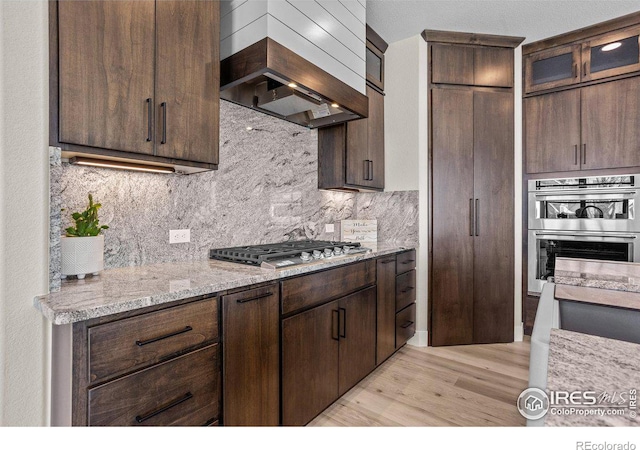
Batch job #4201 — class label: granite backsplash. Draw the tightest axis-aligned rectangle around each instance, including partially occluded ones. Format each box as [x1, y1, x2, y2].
[49, 100, 419, 291]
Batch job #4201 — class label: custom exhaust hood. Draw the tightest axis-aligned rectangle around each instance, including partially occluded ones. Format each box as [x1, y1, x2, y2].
[219, 1, 369, 128]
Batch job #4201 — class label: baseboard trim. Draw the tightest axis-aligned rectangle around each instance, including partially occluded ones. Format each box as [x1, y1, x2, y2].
[407, 330, 428, 347]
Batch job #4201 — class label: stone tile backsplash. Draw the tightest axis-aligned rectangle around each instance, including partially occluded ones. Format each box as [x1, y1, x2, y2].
[50, 100, 418, 290]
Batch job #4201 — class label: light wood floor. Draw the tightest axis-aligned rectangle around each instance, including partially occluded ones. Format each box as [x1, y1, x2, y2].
[309, 339, 530, 426]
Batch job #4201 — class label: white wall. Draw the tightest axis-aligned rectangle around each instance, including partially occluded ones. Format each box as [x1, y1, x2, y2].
[384, 35, 428, 345]
[0, 0, 50, 426]
[385, 34, 524, 344]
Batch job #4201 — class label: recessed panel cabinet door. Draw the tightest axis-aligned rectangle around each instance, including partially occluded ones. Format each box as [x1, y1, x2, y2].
[58, 0, 155, 154]
[581, 78, 640, 170]
[525, 90, 581, 173]
[472, 91, 514, 344]
[155, 0, 219, 164]
[430, 88, 474, 346]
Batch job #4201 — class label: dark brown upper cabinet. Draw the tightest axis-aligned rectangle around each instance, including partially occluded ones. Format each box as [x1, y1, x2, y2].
[431, 43, 514, 88]
[525, 89, 581, 173]
[524, 44, 581, 94]
[365, 25, 388, 92]
[525, 77, 640, 173]
[54, 0, 219, 172]
[581, 25, 640, 82]
[318, 26, 387, 192]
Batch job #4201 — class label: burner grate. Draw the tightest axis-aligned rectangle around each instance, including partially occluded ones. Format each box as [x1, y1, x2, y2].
[209, 240, 361, 265]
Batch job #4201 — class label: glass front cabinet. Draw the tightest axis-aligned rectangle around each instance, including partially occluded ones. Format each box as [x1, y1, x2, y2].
[525, 26, 640, 94]
[582, 26, 640, 82]
[525, 44, 581, 93]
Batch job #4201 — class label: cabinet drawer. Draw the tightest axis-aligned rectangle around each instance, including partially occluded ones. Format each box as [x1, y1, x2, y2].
[88, 344, 220, 426]
[396, 250, 416, 274]
[281, 260, 376, 315]
[396, 303, 416, 348]
[395, 270, 416, 312]
[88, 298, 218, 383]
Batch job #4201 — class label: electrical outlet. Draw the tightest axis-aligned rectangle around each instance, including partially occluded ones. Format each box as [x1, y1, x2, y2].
[325, 223, 335, 233]
[169, 229, 190, 244]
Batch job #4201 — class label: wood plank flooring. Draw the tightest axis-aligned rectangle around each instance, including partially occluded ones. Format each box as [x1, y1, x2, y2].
[308, 339, 530, 426]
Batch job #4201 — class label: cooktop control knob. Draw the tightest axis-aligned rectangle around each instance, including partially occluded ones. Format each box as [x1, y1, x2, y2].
[312, 250, 322, 259]
[343, 245, 351, 254]
[323, 248, 333, 257]
[300, 251, 311, 261]
[333, 247, 343, 256]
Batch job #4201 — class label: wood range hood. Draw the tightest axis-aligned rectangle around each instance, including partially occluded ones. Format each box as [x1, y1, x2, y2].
[220, 38, 369, 129]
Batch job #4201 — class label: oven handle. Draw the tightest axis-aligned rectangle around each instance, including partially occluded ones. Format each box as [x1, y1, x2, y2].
[534, 189, 637, 198]
[534, 232, 638, 240]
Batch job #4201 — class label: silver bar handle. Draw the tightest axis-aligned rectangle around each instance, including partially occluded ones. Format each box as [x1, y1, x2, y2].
[534, 189, 637, 197]
[534, 231, 637, 240]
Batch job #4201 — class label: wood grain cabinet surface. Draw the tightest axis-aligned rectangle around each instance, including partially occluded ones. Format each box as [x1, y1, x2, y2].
[73, 296, 220, 426]
[432, 43, 514, 88]
[222, 285, 280, 426]
[318, 85, 385, 191]
[525, 77, 640, 173]
[55, 0, 219, 169]
[282, 286, 376, 426]
[88, 298, 218, 383]
[318, 25, 386, 192]
[88, 344, 219, 426]
[430, 38, 516, 346]
[376, 256, 397, 365]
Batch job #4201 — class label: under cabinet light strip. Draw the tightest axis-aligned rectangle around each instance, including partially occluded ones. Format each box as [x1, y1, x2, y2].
[69, 157, 175, 174]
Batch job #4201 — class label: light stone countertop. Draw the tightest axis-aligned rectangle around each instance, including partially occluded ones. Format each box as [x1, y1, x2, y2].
[554, 257, 640, 293]
[545, 328, 640, 426]
[34, 243, 414, 325]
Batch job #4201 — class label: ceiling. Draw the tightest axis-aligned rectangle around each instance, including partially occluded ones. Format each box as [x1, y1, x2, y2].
[367, 0, 640, 45]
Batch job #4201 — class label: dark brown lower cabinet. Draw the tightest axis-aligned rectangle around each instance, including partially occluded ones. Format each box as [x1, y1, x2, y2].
[282, 287, 376, 426]
[430, 87, 514, 346]
[376, 256, 397, 364]
[88, 345, 219, 426]
[222, 285, 279, 426]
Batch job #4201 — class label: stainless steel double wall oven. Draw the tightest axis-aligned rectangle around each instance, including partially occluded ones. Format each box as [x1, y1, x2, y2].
[528, 174, 640, 293]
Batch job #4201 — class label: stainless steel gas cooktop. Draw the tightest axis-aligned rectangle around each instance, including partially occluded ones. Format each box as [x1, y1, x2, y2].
[209, 240, 371, 269]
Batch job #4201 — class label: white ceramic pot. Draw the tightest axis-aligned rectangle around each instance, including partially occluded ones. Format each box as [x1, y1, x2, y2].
[61, 235, 104, 279]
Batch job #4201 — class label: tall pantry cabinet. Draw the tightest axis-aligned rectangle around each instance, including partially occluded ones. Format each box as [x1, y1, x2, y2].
[424, 31, 524, 347]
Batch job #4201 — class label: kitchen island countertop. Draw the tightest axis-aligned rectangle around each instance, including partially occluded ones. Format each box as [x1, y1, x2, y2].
[35, 243, 414, 325]
[546, 328, 640, 426]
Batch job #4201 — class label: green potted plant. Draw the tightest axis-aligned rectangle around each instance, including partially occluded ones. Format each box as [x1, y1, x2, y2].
[61, 194, 109, 279]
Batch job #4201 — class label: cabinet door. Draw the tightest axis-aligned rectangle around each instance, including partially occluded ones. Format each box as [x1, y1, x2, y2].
[58, 0, 155, 154]
[222, 286, 279, 426]
[430, 88, 474, 346]
[338, 287, 376, 396]
[282, 300, 339, 426]
[367, 86, 385, 189]
[581, 78, 640, 170]
[472, 91, 514, 344]
[366, 42, 385, 91]
[345, 112, 369, 187]
[582, 26, 640, 82]
[525, 90, 581, 173]
[376, 257, 397, 364]
[155, 0, 219, 164]
[524, 45, 581, 93]
[431, 43, 474, 85]
[474, 46, 514, 88]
